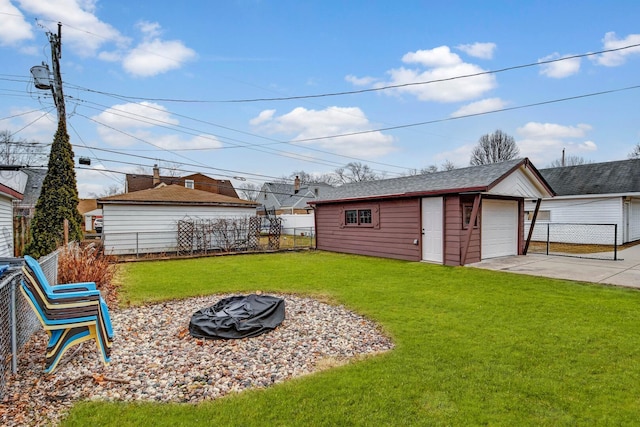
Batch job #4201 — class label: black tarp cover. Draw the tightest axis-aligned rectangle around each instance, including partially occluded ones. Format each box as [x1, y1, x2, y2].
[189, 294, 285, 339]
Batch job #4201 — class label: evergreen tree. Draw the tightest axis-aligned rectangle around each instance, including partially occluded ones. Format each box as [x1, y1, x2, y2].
[25, 118, 83, 257]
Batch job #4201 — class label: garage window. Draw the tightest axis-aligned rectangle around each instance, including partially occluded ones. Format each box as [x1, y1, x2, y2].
[525, 210, 550, 221]
[345, 209, 373, 227]
[462, 204, 478, 229]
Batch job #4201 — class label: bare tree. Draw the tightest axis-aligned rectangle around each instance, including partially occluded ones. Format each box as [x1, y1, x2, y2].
[238, 182, 261, 201]
[288, 170, 338, 185]
[547, 155, 591, 168]
[89, 184, 123, 198]
[629, 143, 640, 159]
[334, 162, 380, 184]
[470, 130, 520, 165]
[419, 165, 439, 174]
[0, 130, 48, 166]
[441, 160, 457, 171]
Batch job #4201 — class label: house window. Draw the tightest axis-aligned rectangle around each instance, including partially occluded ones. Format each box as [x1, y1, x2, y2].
[463, 204, 478, 229]
[345, 209, 373, 227]
[345, 210, 358, 224]
[185, 179, 194, 189]
[525, 210, 550, 221]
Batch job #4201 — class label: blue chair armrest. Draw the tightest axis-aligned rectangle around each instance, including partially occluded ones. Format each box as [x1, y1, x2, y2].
[47, 288, 102, 300]
[53, 282, 97, 292]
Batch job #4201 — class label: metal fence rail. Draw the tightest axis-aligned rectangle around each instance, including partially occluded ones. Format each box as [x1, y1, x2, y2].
[0, 251, 58, 398]
[102, 227, 316, 258]
[525, 223, 618, 260]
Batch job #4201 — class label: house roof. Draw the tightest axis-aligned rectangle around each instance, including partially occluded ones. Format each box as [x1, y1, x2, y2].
[98, 184, 258, 206]
[311, 158, 552, 204]
[540, 158, 640, 196]
[125, 172, 239, 198]
[261, 182, 332, 209]
[78, 199, 98, 214]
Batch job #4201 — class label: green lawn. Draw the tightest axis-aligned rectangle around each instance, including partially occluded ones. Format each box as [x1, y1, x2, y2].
[63, 251, 640, 426]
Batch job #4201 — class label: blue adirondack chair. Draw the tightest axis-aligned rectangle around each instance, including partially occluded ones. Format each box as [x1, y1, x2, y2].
[20, 255, 114, 373]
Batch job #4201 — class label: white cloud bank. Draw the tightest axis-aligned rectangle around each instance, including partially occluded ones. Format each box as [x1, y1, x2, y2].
[1, 1, 195, 77]
[348, 45, 497, 103]
[538, 53, 581, 78]
[251, 106, 396, 158]
[93, 102, 222, 150]
[516, 122, 597, 166]
[594, 32, 640, 66]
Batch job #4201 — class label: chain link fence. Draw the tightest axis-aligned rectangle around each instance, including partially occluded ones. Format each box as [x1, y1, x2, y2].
[0, 251, 58, 399]
[525, 223, 618, 260]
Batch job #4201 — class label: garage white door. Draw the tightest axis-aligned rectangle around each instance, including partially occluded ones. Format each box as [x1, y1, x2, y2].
[482, 199, 518, 259]
[421, 197, 443, 263]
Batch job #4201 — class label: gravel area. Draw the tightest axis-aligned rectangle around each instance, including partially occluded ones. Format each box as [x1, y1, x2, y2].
[1, 293, 393, 426]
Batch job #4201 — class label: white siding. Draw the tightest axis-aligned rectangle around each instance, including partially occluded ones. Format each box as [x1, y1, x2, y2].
[628, 198, 640, 242]
[279, 213, 314, 234]
[524, 197, 623, 244]
[490, 167, 551, 198]
[0, 195, 13, 257]
[102, 204, 256, 255]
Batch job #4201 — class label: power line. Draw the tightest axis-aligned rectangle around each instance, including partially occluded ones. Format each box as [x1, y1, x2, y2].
[65, 42, 640, 104]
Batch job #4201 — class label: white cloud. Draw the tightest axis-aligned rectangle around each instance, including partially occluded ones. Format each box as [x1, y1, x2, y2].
[345, 74, 378, 86]
[538, 53, 580, 78]
[516, 122, 597, 165]
[517, 122, 592, 139]
[249, 109, 275, 126]
[16, 0, 128, 56]
[594, 32, 640, 66]
[5, 107, 57, 142]
[92, 102, 220, 150]
[365, 46, 496, 103]
[0, 0, 33, 45]
[251, 106, 396, 158]
[122, 21, 196, 77]
[433, 143, 476, 164]
[456, 42, 496, 59]
[450, 98, 508, 118]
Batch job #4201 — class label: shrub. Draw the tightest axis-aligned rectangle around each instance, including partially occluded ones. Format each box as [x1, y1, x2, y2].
[57, 242, 118, 307]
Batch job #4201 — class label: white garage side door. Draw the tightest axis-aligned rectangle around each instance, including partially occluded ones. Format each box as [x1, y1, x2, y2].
[482, 199, 518, 259]
[421, 197, 443, 263]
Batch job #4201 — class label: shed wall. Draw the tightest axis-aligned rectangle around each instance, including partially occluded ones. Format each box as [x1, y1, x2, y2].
[315, 199, 421, 261]
[102, 204, 256, 255]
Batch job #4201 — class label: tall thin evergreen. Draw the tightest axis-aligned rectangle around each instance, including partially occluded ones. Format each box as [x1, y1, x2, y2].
[25, 117, 83, 257]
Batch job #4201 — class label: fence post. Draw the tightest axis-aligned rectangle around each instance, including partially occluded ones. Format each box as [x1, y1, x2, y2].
[546, 224, 550, 255]
[10, 278, 17, 374]
[614, 224, 618, 261]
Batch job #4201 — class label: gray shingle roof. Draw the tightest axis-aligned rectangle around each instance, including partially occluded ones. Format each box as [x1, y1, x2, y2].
[540, 159, 640, 196]
[312, 158, 529, 203]
[19, 168, 46, 206]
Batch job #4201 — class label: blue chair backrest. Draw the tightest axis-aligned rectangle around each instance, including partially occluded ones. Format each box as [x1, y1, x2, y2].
[24, 255, 54, 293]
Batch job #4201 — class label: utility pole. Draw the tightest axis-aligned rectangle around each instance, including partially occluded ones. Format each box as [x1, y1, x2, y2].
[30, 22, 65, 121]
[49, 23, 65, 121]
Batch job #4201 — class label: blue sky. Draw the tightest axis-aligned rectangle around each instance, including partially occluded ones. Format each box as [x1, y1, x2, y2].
[1, 0, 640, 198]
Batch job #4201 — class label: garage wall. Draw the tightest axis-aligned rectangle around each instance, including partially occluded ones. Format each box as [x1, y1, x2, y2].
[315, 198, 421, 261]
[102, 204, 257, 255]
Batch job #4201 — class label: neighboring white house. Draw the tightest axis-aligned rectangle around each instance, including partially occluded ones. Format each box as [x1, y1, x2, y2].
[257, 177, 332, 215]
[0, 169, 27, 257]
[525, 159, 640, 245]
[98, 184, 259, 255]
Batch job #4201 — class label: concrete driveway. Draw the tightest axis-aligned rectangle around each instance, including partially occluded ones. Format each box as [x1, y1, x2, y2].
[468, 244, 640, 289]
